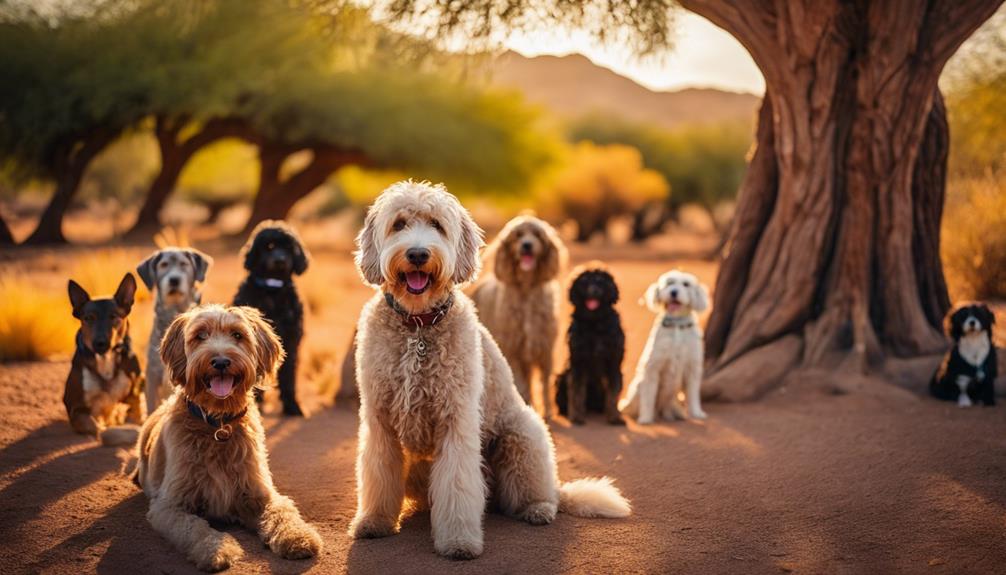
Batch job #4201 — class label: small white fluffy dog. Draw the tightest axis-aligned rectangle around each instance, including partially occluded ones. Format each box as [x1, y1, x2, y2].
[620, 270, 709, 424]
[350, 181, 630, 560]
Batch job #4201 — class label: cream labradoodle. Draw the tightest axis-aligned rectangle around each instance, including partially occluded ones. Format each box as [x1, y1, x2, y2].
[471, 215, 566, 419]
[620, 270, 710, 424]
[350, 181, 630, 560]
[135, 304, 322, 571]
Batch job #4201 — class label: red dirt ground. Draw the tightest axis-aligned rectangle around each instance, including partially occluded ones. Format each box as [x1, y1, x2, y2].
[1, 248, 1005, 574]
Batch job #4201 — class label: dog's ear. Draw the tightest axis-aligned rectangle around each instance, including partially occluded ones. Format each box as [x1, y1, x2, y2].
[185, 248, 213, 282]
[160, 313, 189, 386]
[454, 204, 484, 285]
[944, 307, 959, 339]
[537, 220, 567, 284]
[491, 225, 517, 285]
[238, 306, 284, 383]
[135, 252, 161, 290]
[607, 273, 620, 305]
[642, 281, 662, 313]
[113, 273, 137, 314]
[690, 280, 710, 313]
[291, 233, 310, 276]
[68, 280, 91, 318]
[977, 303, 996, 327]
[355, 207, 384, 285]
[240, 229, 260, 272]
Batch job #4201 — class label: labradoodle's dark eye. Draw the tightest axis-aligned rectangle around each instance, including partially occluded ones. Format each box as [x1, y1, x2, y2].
[393, 218, 407, 232]
[232, 331, 242, 341]
[430, 219, 442, 231]
[683, 281, 691, 287]
[266, 242, 276, 251]
[196, 332, 208, 341]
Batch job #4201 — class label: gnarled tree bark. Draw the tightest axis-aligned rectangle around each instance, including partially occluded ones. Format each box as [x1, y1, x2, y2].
[0, 211, 14, 246]
[679, 0, 1002, 401]
[23, 130, 118, 246]
[242, 143, 369, 234]
[127, 116, 253, 237]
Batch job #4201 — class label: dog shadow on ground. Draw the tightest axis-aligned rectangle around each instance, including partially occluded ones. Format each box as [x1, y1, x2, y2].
[0, 421, 118, 537]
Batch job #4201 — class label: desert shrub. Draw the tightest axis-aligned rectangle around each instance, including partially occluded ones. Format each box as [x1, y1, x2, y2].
[540, 142, 669, 241]
[941, 172, 1006, 300]
[70, 249, 151, 304]
[0, 277, 76, 361]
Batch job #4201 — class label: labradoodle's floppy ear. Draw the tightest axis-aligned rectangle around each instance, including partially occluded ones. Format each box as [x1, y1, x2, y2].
[291, 235, 310, 276]
[185, 248, 213, 282]
[453, 203, 485, 285]
[355, 207, 383, 285]
[690, 279, 710, 313]
[68, 280, 91, 318]
[237, 306, 284, 384]
[491, 222, 518, 285]
[240, 227, 261, 272]
[642, 281, 662, 313]
[537, 219, 567, 283]
[160, 313, 189, 386]
[136, 251, 161, 290]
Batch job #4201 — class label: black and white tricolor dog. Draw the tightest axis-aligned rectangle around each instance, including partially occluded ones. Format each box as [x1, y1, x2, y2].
[233, 220, 310, 416]
[930, 303, 997, 407]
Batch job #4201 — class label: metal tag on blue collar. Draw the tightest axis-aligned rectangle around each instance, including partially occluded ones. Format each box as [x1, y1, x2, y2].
[409, 332, 430, 359]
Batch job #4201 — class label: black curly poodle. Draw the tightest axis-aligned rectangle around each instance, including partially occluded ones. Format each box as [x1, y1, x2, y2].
[233, 220, 310, 416]
[555, 263, 625, 425]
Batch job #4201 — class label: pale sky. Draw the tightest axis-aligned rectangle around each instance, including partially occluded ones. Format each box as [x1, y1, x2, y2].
[504, 12, 765, 95]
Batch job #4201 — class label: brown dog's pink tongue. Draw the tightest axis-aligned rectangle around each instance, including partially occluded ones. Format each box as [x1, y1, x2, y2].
[520, 254, 535, 271]
[209, 375, 235, 398]
[406, 271, 429, 291]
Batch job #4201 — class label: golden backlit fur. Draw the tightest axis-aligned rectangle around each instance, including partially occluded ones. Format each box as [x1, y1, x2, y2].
[471, 215, 567, 418]
[351, 182, 629, 561]
[136, 304, 322, 571]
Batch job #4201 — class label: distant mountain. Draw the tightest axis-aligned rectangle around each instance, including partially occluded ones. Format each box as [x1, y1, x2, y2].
[485, 51, 761, 130]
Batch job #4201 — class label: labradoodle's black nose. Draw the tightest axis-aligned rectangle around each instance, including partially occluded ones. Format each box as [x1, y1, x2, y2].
[406, 247, 430, 266]
[670, 288, 679, 298]
[168, 276, 181, 288]
[211, 357, 231, 371]
[520, 241, 533, 253]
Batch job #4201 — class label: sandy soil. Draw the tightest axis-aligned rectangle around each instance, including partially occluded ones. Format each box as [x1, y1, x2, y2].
[1, 246, 1005, 574]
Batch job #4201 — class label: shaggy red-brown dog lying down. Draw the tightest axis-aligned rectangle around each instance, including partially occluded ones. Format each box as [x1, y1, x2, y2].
[135, 304, 321, 571]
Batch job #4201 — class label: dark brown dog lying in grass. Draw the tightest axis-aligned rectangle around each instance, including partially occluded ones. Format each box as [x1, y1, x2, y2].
[63, 273, 144, 446]
[136, 304, 322, 571]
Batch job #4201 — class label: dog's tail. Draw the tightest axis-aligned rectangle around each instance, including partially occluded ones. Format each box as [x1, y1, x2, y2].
[558, 477, 631, 518]
[99, 425, 140, 447]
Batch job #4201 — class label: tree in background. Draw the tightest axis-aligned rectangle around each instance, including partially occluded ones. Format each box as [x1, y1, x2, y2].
[0, 5, 152, 244]
[385, 0, 1002, 401]
[541, 142, 668, 241]
[569, 115, 751, 241]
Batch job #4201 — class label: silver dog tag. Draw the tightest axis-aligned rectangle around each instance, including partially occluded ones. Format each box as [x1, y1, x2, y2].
[410, 333, 430, 359]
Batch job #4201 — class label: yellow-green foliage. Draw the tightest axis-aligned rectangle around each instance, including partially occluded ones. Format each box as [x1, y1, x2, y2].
[942, 172, 1006, 300]
[0, 277, 76, 361]
[178, 139, 259, 204]
[540, 142, 669, 240]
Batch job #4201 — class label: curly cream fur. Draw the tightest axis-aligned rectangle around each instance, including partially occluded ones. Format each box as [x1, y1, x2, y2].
[350, 182, 629, 561]
[470, 215, 567, 419]
[620, 270, 710, 424]
[136, 305, 321, 571]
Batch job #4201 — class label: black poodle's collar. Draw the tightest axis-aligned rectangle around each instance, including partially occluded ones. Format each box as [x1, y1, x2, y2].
[251, 276, 287, 289]
[384, 292, 454, 330]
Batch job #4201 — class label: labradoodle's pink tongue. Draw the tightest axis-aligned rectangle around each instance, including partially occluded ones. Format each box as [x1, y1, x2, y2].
[586, 298, 600, 311]
[406, 271, 429, 291]
[520, 254, 536, 271]
[209, 375, 235, 398]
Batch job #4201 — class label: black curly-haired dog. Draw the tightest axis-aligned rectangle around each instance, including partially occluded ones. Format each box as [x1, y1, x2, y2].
[930, 302, 997, 407]
[233, 220, 310, 416]
[555, 263, 625, 425]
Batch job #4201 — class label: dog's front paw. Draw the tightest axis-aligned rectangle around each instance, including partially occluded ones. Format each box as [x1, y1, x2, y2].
[282, 401, 304, 417]
[958, 395, 973, 408]
[435, 534, 483, 560]
[349, 514, 398, 539]
[607, 414, 626, 426]
[689, 408, 708, 420]
[520, 501, 557, 525]
[192, 532, 243, 572]
[271, 521, 322, 560]
[636, 415, 654, 425]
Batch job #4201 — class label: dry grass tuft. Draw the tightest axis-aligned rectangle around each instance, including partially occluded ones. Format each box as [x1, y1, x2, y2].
[942, 172, 1006, 302]
[70, 249, 151, 303]
[0, 277, 77, 362]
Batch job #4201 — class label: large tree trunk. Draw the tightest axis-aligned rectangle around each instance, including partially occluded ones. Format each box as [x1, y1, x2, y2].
[127, 116, 252, 237]
[242, 144, 368, 234]
[23, 131, 116, 245]
[679, 0, 1001, 401]
[0, 211, 14, 246]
